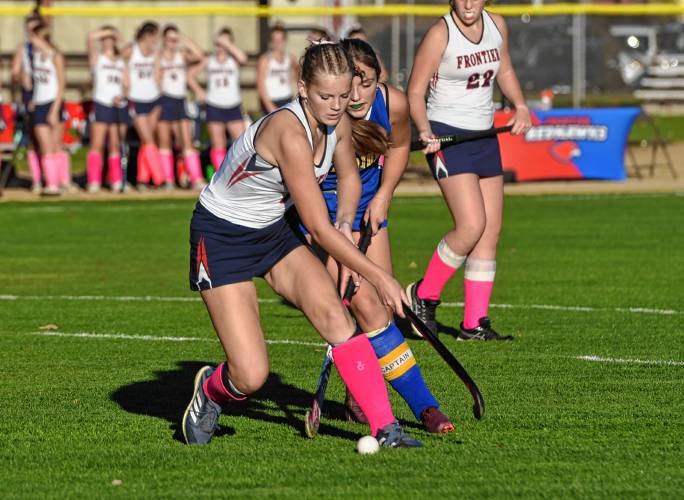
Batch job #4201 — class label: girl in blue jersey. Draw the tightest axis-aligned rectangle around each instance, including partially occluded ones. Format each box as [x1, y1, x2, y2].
[315, 38, 455, 433]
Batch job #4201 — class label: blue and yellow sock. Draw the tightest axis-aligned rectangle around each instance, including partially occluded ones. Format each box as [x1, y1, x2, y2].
[367, 322, 439, 420]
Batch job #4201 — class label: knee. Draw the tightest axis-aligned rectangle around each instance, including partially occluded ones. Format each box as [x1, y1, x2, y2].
[352, 293, 389, 332]
[228, 362, 269, 395]
[315, 302, 355, 344]
[452, 218, 486, 250]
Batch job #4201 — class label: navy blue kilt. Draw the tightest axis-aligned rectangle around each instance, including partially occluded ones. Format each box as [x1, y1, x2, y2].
[426, 121, 503, 179]
[189, 202, 306, 291]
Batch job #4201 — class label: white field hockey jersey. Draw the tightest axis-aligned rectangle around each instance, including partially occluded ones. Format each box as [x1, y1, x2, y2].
[161, 51, 187, 98]
[427, 11, 503, 130]
[128, 43, 160, 102]
[265, 52, 293, 101]
[93, 54, 125, 106]
[199, 99, 337, 229]
[32, 50, 58, 105]
[207, 54, 241, 108]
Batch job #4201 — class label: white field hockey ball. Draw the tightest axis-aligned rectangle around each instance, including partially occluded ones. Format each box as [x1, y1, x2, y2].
[356, 435, 379, 455]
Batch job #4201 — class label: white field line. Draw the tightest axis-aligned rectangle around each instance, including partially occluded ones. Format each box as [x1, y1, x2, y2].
[30, 333, 683, 367]
[440, 301, 680, 316]
[32, 331, 326, 347]
[1, 294, 680, 315]
[0, 294, 280, 304]
[576, 355, 684, 367]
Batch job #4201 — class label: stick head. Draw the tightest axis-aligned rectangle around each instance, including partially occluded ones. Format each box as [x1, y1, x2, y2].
[304, 401, 321, 438]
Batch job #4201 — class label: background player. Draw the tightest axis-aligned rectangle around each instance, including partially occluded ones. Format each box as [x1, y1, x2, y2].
[11, 12, 44, 194]
[122, 21, 163, 189]
[28, 21, 72, 196]
[256, 24, 299, 114]
[188, 27, 248, 179]
[156, 24, 205, 190]
[312, 38, 454, 433]
[182, 42, 420, 449]
[406, 0, 531, 340]
[86, 27, 127, 192]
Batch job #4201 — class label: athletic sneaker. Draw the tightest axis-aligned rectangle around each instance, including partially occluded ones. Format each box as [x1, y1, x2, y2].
[182, 366, 223, 445]
[458, 317, 514, 341]
[375, 422, 422, 448]
[405, 280, 440, 337]
[421, 407, 455, 434]
[344, 389, 368, 424]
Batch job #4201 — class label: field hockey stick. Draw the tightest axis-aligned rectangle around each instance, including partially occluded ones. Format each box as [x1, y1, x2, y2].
[410, 125, 513, 152]
[304, 221, 372, 439]
[117, 106, 129, 193]
[402, 304, 485, 420]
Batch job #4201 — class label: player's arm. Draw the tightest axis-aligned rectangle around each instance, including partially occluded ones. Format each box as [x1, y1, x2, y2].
[49, 51, 65, 126]
[331, 114, 361, 230]
[406, 19, 447, 154]
[217, 36, 248, 66]
[365, 84, 409, 234]
[256, 54, 275, 112]
[120, 43, 133, 62]
[153, 49, 162, 88]
[490, 13, 531, 136]
[87, 29, 112, 69]
[181, 34, 205, 66]
[263, 114, 406, 314]
[187, 57, 207, 103]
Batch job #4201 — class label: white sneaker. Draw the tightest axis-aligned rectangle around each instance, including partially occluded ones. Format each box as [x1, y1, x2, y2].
[87, 183, 101, 193]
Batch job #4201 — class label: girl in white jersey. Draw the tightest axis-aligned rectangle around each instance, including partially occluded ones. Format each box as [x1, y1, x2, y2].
[188, 27, 248, 178]
[406, 0, 531, 340]
[156, 24, 206, 190]
[86, 27, 128, 193]
[11, 12, 43, 194]
[256, 25, 299, 114]
[28, 21, 72, 196]
[122, 22, 164, 189]
[182, 42, 420, 450]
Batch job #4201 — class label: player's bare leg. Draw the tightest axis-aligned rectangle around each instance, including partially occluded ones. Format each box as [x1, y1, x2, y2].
[266, 246, 421, 446]
[458, 174, 512, 340]
[182, 281, 266, 445]
[326, 229, 454, 433]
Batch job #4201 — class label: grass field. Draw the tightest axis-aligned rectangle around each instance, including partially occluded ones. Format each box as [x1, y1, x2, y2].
[1, 193, 682, 498]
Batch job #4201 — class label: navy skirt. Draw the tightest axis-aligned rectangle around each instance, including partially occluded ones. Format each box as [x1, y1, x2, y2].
[426, 121, 503, 179]
[189, 202, 306, 291]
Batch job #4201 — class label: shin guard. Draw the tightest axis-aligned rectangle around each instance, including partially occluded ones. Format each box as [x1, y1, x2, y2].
[368, 322, 439, 420]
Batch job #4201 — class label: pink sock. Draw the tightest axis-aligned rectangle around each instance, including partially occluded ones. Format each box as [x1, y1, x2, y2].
[58, 151, 71, 186]
[203, 362, 246, 404]
[42, 154, 60, 189]
[137, 146, 150, 184]
[144, 144, 164, 185]
[28, 150, 41, 184]
[86, 150, 102, 185]
[185, 151, 203, 183]
[210, 148, 226, 171]
[160, 150, 175, 183]
[332, 335, 395, 436]
[417, 238, 466, 300]
[463, 258, 496, 329]
[108, 154, 122, 185]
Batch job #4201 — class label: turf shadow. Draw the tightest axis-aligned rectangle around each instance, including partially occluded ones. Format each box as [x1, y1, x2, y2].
[111, 360, 361, 443]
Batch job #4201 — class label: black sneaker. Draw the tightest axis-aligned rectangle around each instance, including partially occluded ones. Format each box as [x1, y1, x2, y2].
[405, 280, 440, 337]
[375, 422, 422, 448]
[181, 366, 223, 445]
[458, 317, 514, 341]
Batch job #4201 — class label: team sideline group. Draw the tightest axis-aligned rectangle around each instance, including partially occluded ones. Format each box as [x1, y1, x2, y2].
[13, 1, 533, 449]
